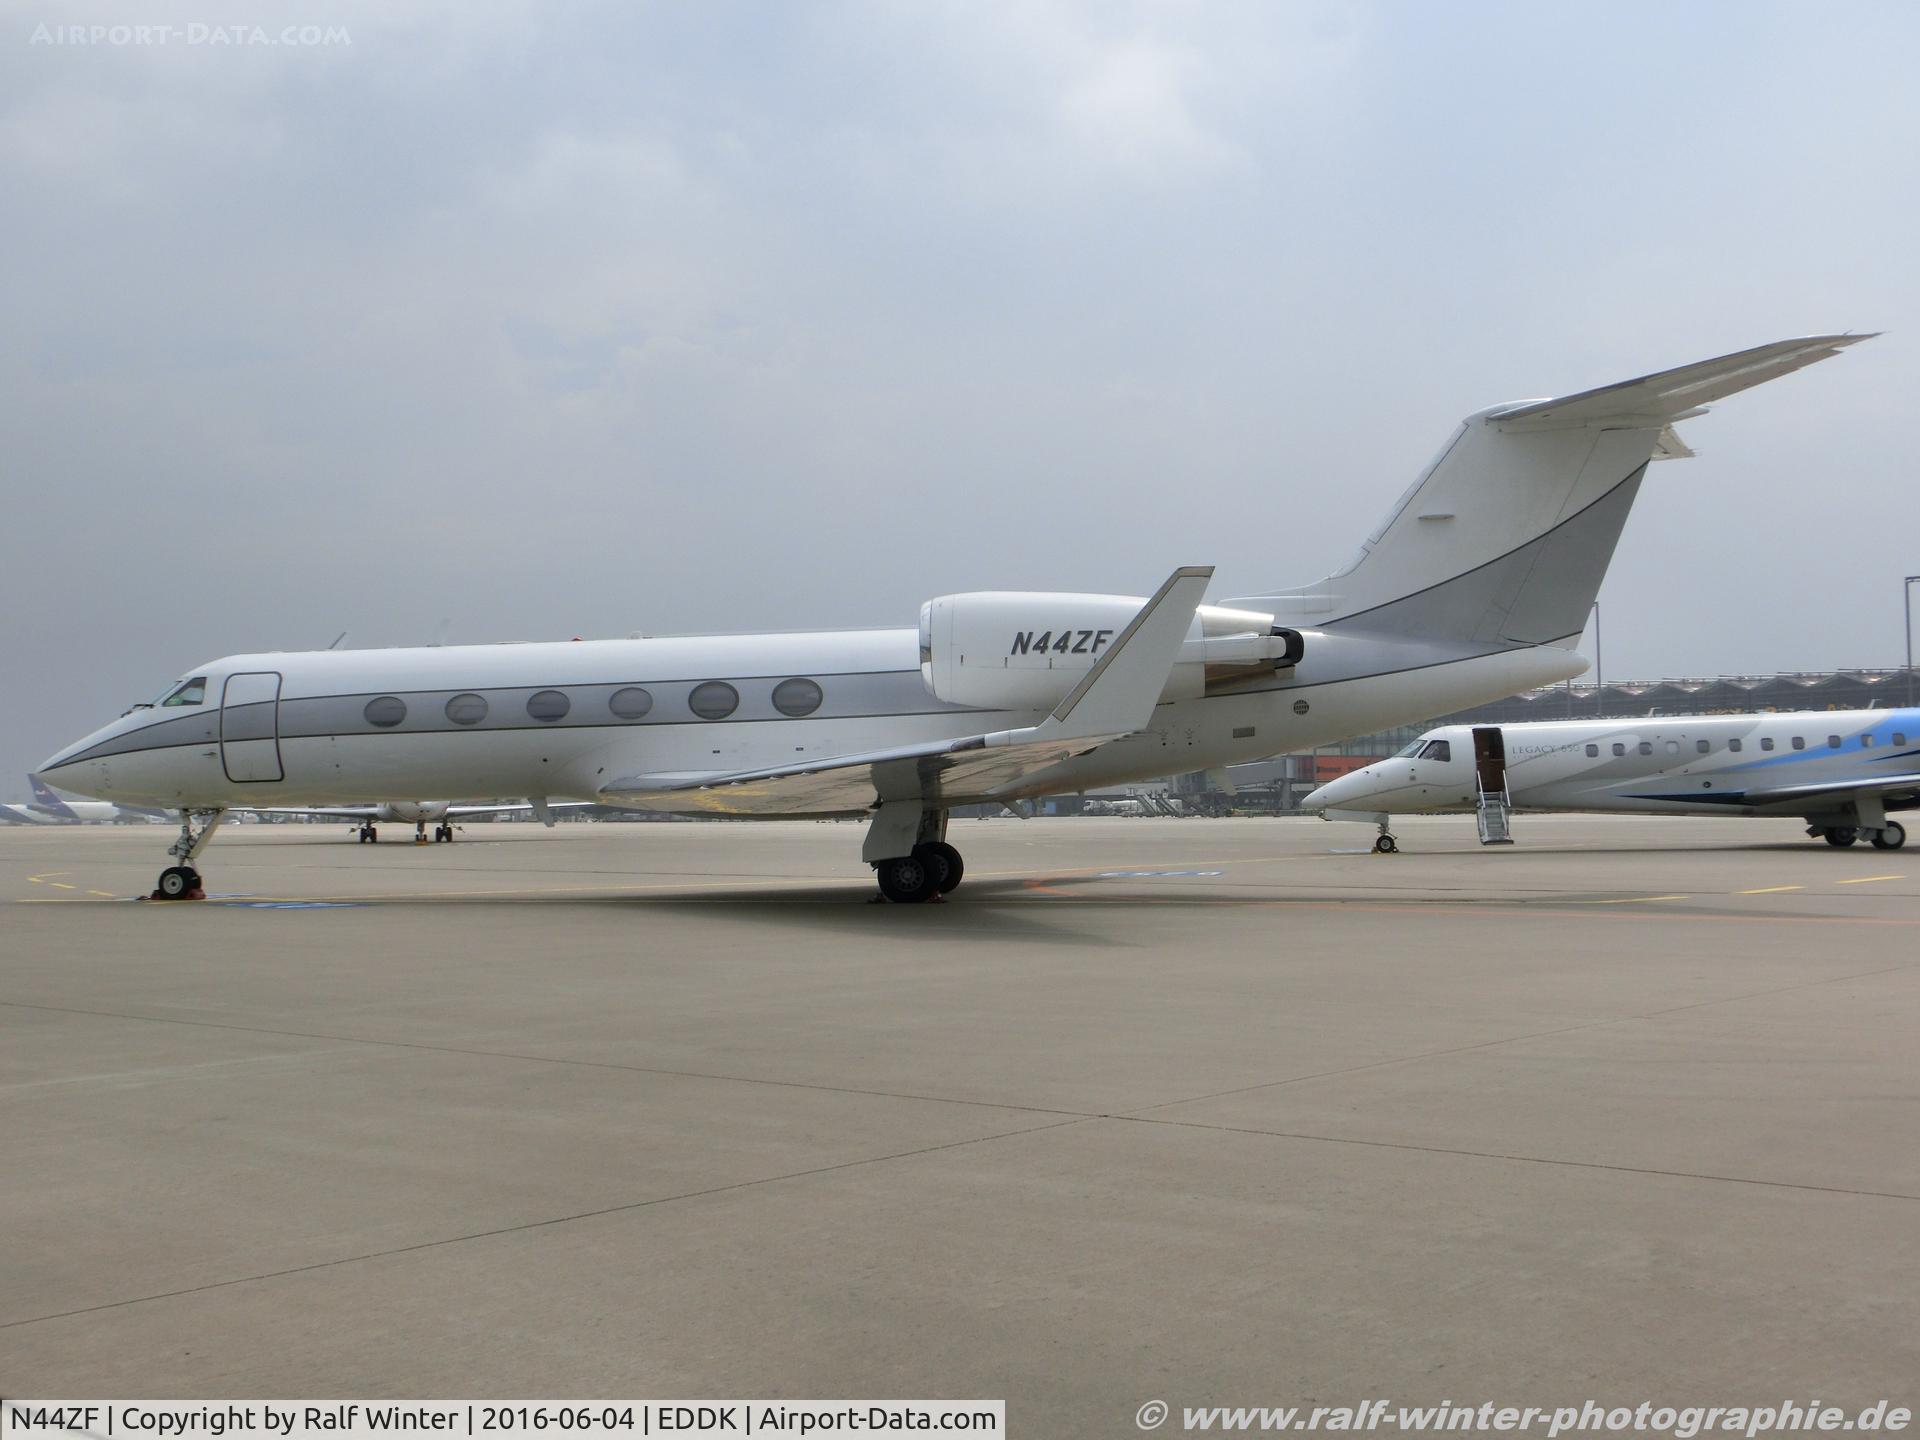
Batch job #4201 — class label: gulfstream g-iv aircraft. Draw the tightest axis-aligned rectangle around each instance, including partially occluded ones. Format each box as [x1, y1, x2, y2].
[1305, 709, 1920, 853]
[38, 335, 1871, 902]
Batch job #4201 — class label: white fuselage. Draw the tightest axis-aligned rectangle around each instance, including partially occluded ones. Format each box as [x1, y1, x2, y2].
[41, 623, 1583, 816]
[1306, 709, 1920, 820]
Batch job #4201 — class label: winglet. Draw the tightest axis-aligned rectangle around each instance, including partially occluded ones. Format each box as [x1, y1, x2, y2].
[1044, 566, 1212, 737]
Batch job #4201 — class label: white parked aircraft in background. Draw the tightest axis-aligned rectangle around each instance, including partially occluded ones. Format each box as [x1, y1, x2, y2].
[38, 336, 1872, 902]
[1305, 709, 1920, 852]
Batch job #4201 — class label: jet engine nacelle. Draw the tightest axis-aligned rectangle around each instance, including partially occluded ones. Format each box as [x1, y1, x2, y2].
[918, 592, 1303, 712]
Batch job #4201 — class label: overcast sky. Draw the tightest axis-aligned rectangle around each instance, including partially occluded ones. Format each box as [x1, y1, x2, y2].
[4, 0, 1918, 792]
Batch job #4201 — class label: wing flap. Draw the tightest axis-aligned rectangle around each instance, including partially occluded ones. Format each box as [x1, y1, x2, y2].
[603, 732, 1103, 817]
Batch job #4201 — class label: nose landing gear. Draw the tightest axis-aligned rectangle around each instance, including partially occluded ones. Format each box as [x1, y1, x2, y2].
[149, 808, 227, 901]
[1373, 819, 1398, 854]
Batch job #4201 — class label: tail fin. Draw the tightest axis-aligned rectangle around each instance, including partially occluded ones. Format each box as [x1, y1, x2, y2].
[28, 774, 76, 818]
[1241, 335, 1872, 647]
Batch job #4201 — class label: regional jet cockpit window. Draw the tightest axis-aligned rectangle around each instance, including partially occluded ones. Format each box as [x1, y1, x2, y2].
[1418, 740, 1452, 762]
[1395, 741, 1424, 758]
[160, 677, 207, 707]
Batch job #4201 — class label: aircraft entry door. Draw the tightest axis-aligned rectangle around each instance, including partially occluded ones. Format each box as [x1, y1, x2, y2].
[221, 671, 285, 783]
[1471, 726, 1507, 795]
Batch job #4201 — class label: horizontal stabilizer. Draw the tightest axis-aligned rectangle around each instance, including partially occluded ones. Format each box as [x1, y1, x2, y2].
[1491, 334, 1874, 429]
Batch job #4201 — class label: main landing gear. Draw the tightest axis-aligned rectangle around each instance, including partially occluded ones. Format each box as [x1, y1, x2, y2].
[150, 808, 227, 901]
[357, 823, 379, 844]
[414, 820, 456, 843]
[874, 841, 965, 904]
[1810, 818, 1905, 850]
[866, 805, 964, 904]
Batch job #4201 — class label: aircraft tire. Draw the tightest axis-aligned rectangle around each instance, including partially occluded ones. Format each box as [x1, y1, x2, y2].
[1871, 822, 1906, 851]
[917, 841, 964, 894]
[156, 865, 197, 900]
[1374, 834, 1398, 854]
[1824, 827, 1858, 848]
[875, 853, 939, 904]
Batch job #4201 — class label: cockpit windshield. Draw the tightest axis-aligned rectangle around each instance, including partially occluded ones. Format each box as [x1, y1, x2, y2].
[1395, 740, 1425, 758]
[158, 677, 207, 708]
[1418, 739, 1452, 762]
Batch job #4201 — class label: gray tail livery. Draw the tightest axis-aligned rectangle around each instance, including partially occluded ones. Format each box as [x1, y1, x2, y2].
[1241, 335, 1872, 648]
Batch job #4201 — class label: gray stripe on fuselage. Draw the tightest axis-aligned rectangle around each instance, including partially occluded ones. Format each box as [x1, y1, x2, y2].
[46, 669, 980, 771]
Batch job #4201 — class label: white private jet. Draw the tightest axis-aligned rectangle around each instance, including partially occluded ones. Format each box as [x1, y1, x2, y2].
[1305, 708, 1920, 852]
[39, 335, 1872, 902]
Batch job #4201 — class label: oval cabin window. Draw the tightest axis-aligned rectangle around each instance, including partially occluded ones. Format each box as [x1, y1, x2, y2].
[688, 681, 739, 720]
[772, 678, 824, 718]
[609, 687, 653, 720]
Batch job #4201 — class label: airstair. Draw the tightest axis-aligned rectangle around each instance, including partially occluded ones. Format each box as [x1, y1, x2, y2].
[1471, 725, 1515, 845]
[1475, 781, 1514, 845]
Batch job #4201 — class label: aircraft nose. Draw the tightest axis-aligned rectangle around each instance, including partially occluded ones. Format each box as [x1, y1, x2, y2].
[38, 727, 118, 800]
[1302, 772, 1358, 811]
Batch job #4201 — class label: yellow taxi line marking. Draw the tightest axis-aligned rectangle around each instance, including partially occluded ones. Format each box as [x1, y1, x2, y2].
[1739, 885, 1803, 895]
[47, 882, 76, 890]
[1566, 894, 1691, 905]
[87, 890, 116, 898]
[1836, 875, 1904, 885]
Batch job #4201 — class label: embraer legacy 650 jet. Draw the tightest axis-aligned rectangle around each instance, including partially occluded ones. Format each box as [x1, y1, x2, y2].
[40, 335, 1871, 902]
[1306, 709, 1920, 853]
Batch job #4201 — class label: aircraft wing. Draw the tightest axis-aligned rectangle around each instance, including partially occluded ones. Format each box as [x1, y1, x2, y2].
[1733, 772, 1920, 810]
[600, 565, 1213, 818]
[1491, 334, 1874, 428]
